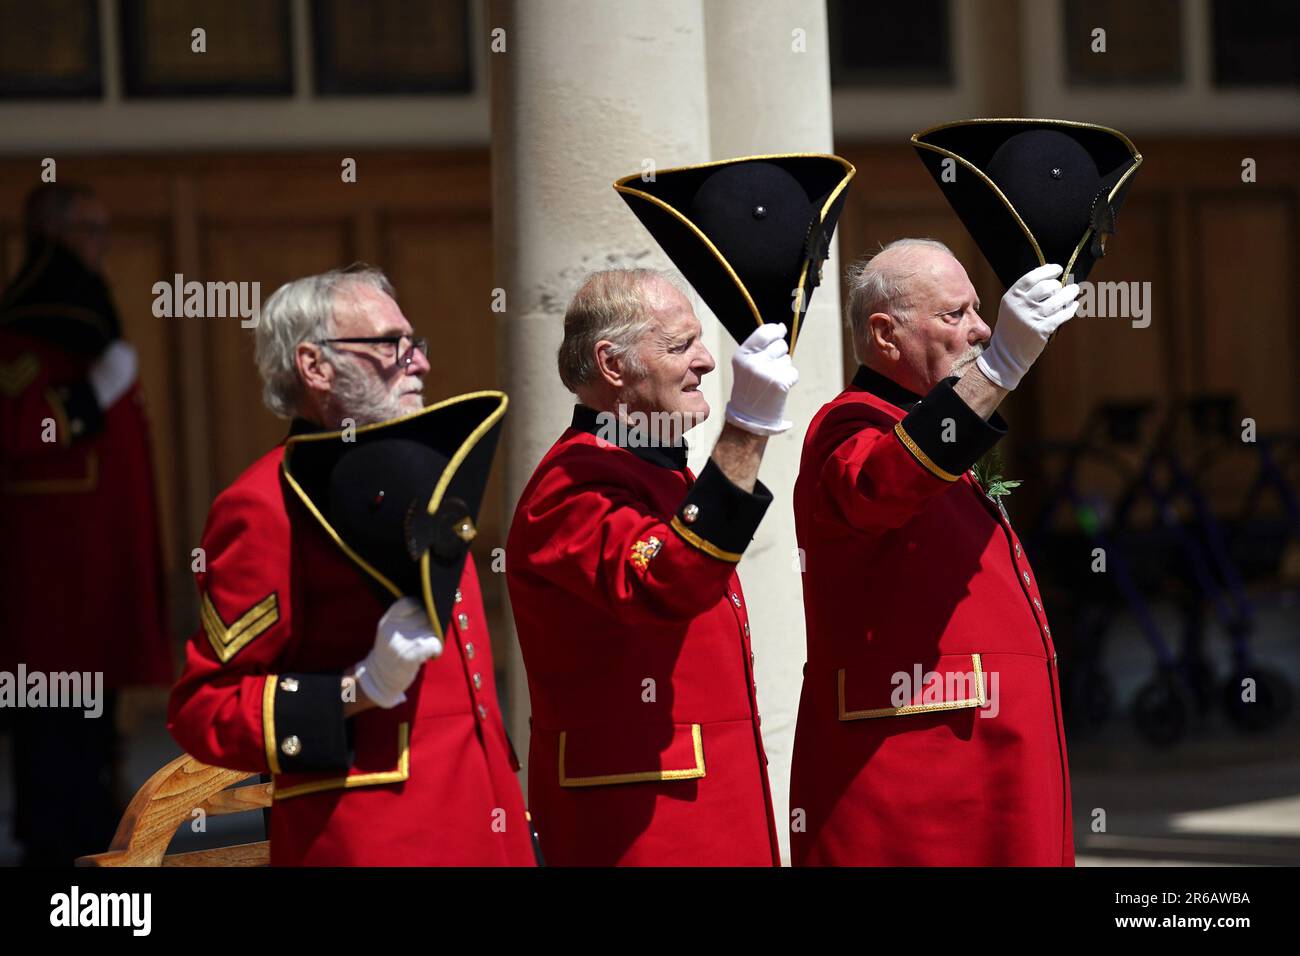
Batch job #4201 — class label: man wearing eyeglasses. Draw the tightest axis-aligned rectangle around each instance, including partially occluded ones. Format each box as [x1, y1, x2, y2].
[168, 264, 536, 866]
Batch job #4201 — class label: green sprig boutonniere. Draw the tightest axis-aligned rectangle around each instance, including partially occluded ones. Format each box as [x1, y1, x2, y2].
[972, 446, 1021, 500]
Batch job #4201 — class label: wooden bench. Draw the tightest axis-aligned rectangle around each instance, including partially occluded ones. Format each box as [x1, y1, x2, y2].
[75, 753, 271, 866]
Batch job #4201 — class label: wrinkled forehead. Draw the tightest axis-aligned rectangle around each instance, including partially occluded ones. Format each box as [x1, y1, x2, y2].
[639, 276, 699, 338]
[909, 250, 974, 306]
[332, 281, 407, 335]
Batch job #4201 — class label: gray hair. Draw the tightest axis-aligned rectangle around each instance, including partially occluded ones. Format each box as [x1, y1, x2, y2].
[255, 263, 396, 419]
[845, 238, 953, 361]
[557, 268, 688, 393]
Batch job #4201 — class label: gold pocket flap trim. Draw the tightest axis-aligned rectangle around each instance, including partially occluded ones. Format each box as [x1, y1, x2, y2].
[559, 723, 706, 788]
[273, 722, 410, 801]
[838, 653, 986, 721]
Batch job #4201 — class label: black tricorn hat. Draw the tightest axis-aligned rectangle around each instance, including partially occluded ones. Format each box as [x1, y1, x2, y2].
[911, 119, 1142, 288]
[614, 153, 855, 354]
[280, 390, 507, 645]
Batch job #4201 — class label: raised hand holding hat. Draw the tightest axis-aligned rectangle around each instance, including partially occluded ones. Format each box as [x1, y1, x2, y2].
[976, 264, 1081, 391]
[725, 323, 799, 436]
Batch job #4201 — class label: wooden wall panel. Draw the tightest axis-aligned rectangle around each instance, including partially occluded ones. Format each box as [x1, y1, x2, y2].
[202, 220, 352, 491]
[103, 221, 179, 565]
[381, 214, 505, 560]
[1033, 196, 1176, 443]
[1194, 195, 1297, 434]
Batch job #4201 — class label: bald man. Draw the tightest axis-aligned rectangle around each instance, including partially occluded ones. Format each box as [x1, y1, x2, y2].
[789, 238, 1080, 866]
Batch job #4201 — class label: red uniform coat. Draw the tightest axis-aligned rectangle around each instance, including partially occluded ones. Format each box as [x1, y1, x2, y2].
[168, 429, 535, 866]
[0, 242, 171, 688]
[506, 405, 779, 866]
[789, 366, 1074, 866]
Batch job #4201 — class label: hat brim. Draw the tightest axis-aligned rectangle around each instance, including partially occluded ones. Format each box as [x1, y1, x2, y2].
[912, 118, 1142, 288]
[614, 153, 855, 354]
[280, 390, 507, 644]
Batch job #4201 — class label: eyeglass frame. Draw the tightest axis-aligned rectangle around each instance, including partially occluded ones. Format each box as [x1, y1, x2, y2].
[317, 335, 429, 368]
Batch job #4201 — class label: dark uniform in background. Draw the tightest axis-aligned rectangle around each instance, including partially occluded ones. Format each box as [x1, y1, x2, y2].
[0, 236, 172, 865]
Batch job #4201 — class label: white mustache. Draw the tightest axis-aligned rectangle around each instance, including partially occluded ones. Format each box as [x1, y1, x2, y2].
[952, 344, 985, 373]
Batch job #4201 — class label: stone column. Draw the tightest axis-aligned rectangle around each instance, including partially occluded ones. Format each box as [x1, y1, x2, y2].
[702, 0, 846, 863]
[489, 0, 716, 785]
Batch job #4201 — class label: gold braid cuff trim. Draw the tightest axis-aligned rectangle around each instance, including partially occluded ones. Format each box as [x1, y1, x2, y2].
[669, 516, 744, 563]
[893, 422, 961, 482]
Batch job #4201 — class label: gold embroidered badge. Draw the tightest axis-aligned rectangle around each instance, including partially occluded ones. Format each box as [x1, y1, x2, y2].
[629, 536, 663, 571]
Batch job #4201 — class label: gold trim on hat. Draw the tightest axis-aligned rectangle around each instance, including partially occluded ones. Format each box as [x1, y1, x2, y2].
[1062, 155, 1144, 279]
[911, 118, 1141, 278]
[614, 153, 856, 350]
[614, 182, 765, 328]
[280, 390, 507, 645]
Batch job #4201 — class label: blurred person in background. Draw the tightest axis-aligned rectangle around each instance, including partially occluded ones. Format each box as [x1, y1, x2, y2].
[0, 182, 172, 866]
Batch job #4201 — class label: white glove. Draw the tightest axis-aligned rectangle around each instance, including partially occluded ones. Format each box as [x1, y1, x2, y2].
[87, 340, 138, 410]
[724, 323, 799, 436]
[975, 264, 1081, 391]
[354, 597, 443, 709]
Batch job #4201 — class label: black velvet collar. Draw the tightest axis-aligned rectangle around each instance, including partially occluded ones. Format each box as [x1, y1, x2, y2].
[851, 365, 923, 410]
[288, 417, 326, 438]
[569, 404, 689, 472]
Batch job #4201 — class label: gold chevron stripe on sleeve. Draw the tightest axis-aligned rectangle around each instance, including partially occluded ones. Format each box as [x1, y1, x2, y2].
[0, 353, 39, 397]
[201, 591, 279, 663]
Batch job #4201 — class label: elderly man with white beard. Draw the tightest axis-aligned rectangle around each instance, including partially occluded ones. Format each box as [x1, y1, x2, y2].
[789, 239, 1083, 866]
[168, 264, 536, 865]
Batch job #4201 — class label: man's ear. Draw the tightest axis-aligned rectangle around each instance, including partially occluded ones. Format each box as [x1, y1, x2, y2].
[296, 342, 333, 394]
[868, 312, 900, 361]
[593, 340, 626, 389]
